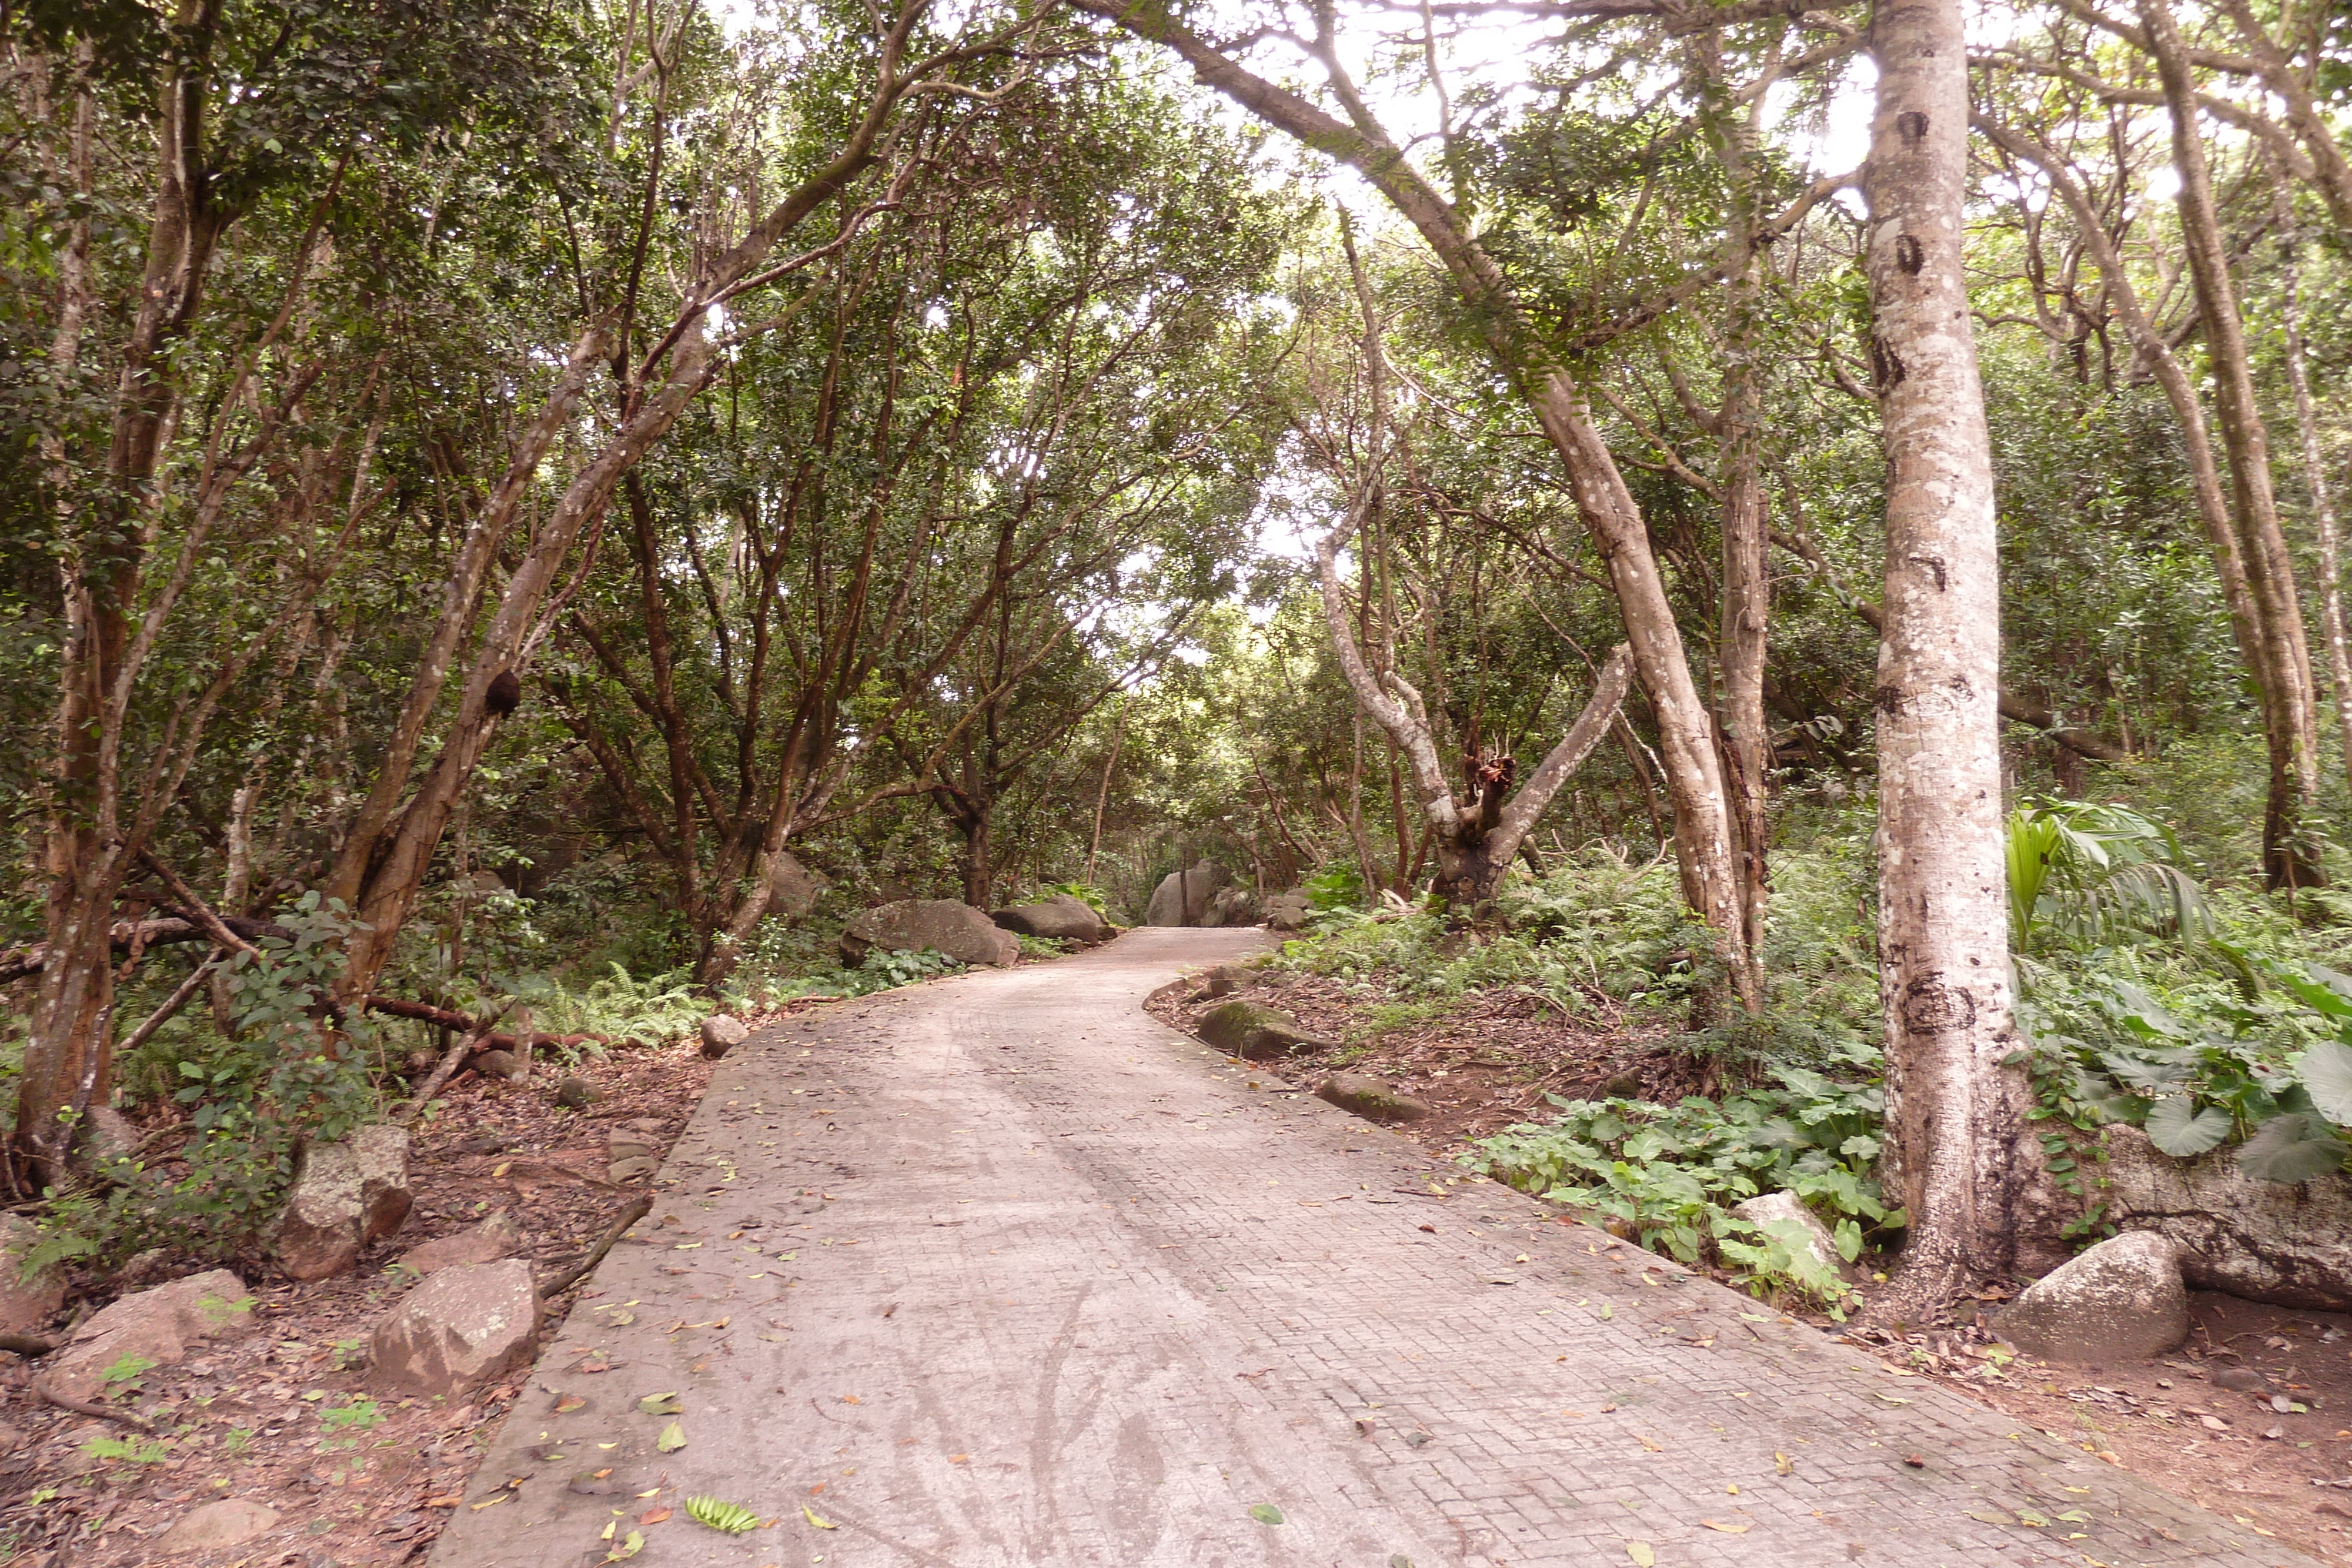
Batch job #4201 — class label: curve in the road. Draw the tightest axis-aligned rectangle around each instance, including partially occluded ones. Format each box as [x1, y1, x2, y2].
[430, 927, 2311, 1567]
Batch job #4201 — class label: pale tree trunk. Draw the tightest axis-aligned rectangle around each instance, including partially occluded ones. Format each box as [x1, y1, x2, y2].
[1693, 25, 1773, 1005]
[1087, 0, 1746, 974]
[1863, 0, 2053, 1312]
[2271, 190, 2352, 790]
[2145, 0, 2326, 888]
[1983, 123, 2271, 775]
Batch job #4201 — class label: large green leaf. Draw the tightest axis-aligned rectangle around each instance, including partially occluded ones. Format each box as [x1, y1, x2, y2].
[2143, 1096, 2231, 1158]
[2236, 1113, 2350, 1184]
[2296, 1041, 2352, 1126]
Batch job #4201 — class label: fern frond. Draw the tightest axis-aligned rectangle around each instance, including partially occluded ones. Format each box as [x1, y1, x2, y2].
[684, 1496, 760, 1533]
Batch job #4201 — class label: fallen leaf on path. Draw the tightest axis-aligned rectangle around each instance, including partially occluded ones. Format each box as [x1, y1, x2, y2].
[685, 1497, 760, 1533]
[656, 1420, 687, 1452]
[801, 1505, 837, 1530]
[1638, 1437, 1663, 1452]
[1248, 1504, 1285, 1525]
[1775, 1452, 1793, 1476]
[840, 1394, 861, 1405]
[424, 1495, 462, 1508]
[638, 1393, 683, 1415]
[640, 1507, 672, 1524]
[553, 1394, 587, 1413]
[1699, 1519, 1750, 1533]
[1626, 1543, 1655, 1567]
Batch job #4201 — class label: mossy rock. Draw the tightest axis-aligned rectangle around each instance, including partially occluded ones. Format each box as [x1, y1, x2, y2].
[1196, 999, 1335, 1061]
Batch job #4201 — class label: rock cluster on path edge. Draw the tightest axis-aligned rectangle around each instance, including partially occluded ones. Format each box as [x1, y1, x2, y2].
[1144, 861, 1228, 926]
[0, 1213, 64, 1335]
[1728, 1191, 1847, 1278]
[1263, 889, 1310, 931]
[1195, 999, 1338, 1061]
[369, 1259, 539, 1398]
[396, 1211, 524, 1276]
[1995, 1230, 2190, 1364]
[990, 892, 1115, 945]
[44, 1269, 256, 1402]
[1314, 1072, 1433, 1124]
[700, 1014, 750, 1059]
[839, 898, 1020, 968]
[270, 1124, 412, 1281]
[608, 1119, 667, 1182]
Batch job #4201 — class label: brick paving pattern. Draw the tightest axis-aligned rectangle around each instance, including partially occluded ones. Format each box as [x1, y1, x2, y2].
[431, 928, 2316, 1567]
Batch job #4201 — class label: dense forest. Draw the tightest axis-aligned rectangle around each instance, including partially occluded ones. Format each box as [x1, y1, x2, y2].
[5, 0, 2352, 1375]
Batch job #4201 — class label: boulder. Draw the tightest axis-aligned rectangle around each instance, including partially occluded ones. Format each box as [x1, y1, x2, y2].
[78, 1105, 141, 1166]
[1144, 861, 1229, 927]
[1201, 887, 1259, 928]
[469, 1048, 526, 1083]
[555, 1075, 603, 1108]
[1263, 890, 1311, 932]
[991, 893, 1115, 945]
[1193, 963, 1250, 1001]
[1730, 1191, 1845, 1278]
[700, 1015, 749, 1060]
[763, 851, 830, 920]
[44, 1269, 256, 1402]
[369, 1259, 539, 1398]
[156, 1497, 279, 1555]
[270, 1125, 412, 1282]
[2103, 1124, 2352, 1309]
[1995, 1231, 2189, 1364]
[839, 899, 1020, 968]
[396, 1211, 524, 1276]
[1196, 999, 1338, 1061]
[0, 1214, 65, 1335]
[609, 1125, 663, 1183]
[1314, 1072, 1433, 1124]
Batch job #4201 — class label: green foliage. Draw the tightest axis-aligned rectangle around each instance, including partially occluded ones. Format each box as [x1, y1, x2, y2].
[1468, 1067, 1897, 1312]
[319, 1398, 385, 1431]
[1303, 862, 1368, 914]
[81, 1436, 169, 1465]
[2007, 798, 2208, 955]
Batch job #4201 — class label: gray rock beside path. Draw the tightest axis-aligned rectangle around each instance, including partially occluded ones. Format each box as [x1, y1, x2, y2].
[1145, 861, 1228, 927]
[0, 1213, 64, 1335]
[2104, 1124, 2352, 1309]
[840, 898, 1020, 968]
[470, 1048, 526, 1083]
[991, 892, 1115, 945]
[270, 1125, 412, 1281]
[1730, 1191, 1845, 1278]
[763, 851, 830, 920]
[1196, 999, 1337, 1061]
[45, 1268, 256, 1402]
[369, 1259, 539, 1398]
[1201, 887, 1258, 928]
[1314, 1072, 1432, 1124]
[609, 1121, 666, 1182]
[1996, 1231, 2189, 1365]
[156, 1497, 279, 1555]
[700, 1015, 750, 1060]
[1263, 890, 1311, 932]
[397, 1211, 525, 1276]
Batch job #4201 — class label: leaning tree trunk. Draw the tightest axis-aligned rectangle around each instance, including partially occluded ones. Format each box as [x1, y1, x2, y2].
[2145, 0, 2326, 889]
[1863, 0, 2053, 1313]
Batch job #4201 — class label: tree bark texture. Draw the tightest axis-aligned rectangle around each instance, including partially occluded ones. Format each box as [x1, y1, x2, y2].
[2144, 0, 2325, 888]
[2272, 195, 2352, 794]
[1863, 0, 2050, 1308]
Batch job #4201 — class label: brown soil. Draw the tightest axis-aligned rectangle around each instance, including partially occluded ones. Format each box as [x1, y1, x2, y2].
[1155, 954, 2352, 1565]
[0, 1015, 784, 1568]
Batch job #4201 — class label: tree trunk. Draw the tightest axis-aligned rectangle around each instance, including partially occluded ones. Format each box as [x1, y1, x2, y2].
[1863, 0, 2052, 1312]
[2273, 192, 2352, 792]
[2145, 0, 2326, 888]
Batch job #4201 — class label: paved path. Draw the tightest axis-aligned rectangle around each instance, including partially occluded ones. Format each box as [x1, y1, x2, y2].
[432, 930, 2314, 1568]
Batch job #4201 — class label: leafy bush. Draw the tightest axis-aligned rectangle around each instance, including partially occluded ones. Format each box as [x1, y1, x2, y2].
[1468, 1063, 1898, 1313]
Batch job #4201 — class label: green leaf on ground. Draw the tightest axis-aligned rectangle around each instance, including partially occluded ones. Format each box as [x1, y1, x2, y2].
[656, 1420, 686, 1452]
[1248, 1504, 1284, 1525]
[684, 1496, 760, 1533]
[637, 1392, 683, 1415]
